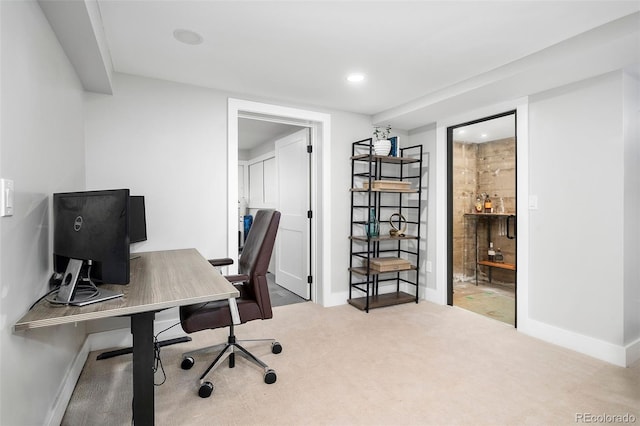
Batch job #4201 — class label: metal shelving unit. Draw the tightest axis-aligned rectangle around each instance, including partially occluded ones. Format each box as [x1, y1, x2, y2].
[348, 138, 425, 312]
[463, 213, 516, 285]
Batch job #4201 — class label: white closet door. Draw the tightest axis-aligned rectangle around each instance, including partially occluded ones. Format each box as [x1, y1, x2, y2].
[275, 129, 310, 299]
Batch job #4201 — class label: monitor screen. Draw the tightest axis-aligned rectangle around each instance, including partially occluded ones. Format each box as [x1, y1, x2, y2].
[129, 196, 147, 244]
[53, 189, 130, 284]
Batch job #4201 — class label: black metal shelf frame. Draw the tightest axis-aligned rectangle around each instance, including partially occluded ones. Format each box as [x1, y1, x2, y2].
[348, 138, 424, 312]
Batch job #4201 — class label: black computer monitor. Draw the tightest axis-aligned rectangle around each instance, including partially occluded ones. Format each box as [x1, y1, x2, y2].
[129, 196, 147, 244]
[53, 189, 130, 304]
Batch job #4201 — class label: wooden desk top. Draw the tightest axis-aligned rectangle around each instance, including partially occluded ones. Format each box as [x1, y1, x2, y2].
[14, 249, 239, 331]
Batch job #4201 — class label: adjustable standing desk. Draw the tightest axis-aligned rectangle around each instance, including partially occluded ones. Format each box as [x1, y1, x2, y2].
[14, 248, 239, 425]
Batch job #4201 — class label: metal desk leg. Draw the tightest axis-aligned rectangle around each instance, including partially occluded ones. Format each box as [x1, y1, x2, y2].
[131, 311, 156, 425]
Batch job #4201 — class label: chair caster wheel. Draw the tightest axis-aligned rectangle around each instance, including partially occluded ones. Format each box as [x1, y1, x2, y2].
[272, 342, 282, 354]
[199, 382, 214, 398]
[264, 369, 277, 384]
[181, 357, 194, 370]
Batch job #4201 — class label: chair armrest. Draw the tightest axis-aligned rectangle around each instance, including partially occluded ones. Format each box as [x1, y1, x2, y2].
[224, 274, 250, 283]
[209, 258, 234, 268]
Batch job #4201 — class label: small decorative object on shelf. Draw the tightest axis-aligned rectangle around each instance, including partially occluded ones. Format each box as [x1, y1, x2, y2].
[494, 248, 504, 263]
[388, 136, 398, 157]
[389, 212, 407, 237]
[484, 194, 492, 213]
[372, 125, 392, 156]
[365, 207, 379, 237]
[474, 195, 483, 213]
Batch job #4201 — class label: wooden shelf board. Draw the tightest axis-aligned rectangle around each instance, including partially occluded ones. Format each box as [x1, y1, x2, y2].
[351, 154, 420, 164]
[350, 265, 417, 276]
[350, 188, 418, 193]
[478, 260, 516, 271]
[348, 291, 416, 311]
[464, 213, 515, 217]
[350, 235, 418, 242]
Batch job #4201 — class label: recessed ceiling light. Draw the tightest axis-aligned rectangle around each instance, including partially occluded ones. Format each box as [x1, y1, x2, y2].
[481, 133, 488, 138]
[458, 129, 466, 134]
[347, 73, 365, 83]
[173, 29, 203, 45]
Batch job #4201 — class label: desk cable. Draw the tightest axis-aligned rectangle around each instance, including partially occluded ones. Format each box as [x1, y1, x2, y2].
[152, 302, 211, 386]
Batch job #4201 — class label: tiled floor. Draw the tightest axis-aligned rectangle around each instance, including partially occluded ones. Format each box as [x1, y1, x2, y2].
[453, 280, 515, 326]
[266, 272, 307, 307]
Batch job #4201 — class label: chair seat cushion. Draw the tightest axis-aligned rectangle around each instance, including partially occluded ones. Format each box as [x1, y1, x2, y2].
[180, 298, 263, 334]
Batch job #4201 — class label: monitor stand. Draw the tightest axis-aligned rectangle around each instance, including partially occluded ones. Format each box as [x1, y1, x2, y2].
[54, 258, 123, 306]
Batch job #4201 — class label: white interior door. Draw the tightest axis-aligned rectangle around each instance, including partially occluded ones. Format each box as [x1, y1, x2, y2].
[275, 129, 310, 299]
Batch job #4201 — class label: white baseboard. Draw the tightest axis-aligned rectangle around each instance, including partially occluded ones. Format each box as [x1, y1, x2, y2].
[323, 290, 348, 307]
[519, 317, 629, 367]
[626, 336, 640, 366]
[423, 285, 445, 305]
[45, 337, 91, 426]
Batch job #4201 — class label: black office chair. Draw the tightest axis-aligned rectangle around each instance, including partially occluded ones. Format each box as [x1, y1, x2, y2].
[179, 209, 282, 398]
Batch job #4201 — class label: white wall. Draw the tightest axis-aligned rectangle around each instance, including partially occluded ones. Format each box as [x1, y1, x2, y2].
[623, 72, 640, 349]
[0, 2, 87, 424]
[326, 112, 380, 300]
[407, 126, 438, 298]
[85, 74, 229, 260]
[528, 73, 624, 343]
[84, 73, 372, 316]
[523, 71, 640, 365]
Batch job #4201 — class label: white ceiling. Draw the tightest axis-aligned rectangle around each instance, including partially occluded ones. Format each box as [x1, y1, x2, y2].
[40, 1, 640, 131]
[453, 114, 515, 144]
[238, 119, 304, 150]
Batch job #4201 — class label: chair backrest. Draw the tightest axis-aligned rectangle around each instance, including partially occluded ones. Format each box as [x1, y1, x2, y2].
[239, 209, 281, 318]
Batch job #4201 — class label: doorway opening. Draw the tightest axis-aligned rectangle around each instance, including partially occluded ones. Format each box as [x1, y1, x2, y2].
[227, 99, 331, 306]
[447, 111, 517, 326]
[238, 120, 311, 301]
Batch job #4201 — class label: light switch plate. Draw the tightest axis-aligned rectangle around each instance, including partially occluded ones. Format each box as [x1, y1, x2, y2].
[1, 179, 14, 217]
[528, 195, 538, 210]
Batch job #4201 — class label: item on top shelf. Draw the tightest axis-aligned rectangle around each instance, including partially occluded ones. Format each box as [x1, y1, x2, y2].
[373, 139, 391, 156]
[497, 197, 505, 214]
[389, 136, 398, 157]
[373, 125, 391, 140]
[368, 257, 411, 272]
[388, 213, 407, 237]
[488, 242, 496, 261]
[365, 207, 379, 238]
[363, 180, 411, 191]
[484, 195, 492, 213]
[494, 248, 504, 263]
[372, 125, 392, 156]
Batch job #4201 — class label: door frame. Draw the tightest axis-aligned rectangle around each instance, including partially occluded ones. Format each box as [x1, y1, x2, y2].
[433, 98, 530, 329]
[227, 99, 331, 305]
[446, 110, 518, 326]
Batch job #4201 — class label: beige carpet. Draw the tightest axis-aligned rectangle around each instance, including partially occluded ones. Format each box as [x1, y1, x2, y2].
[63, 301, 639, 425]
